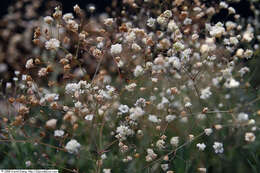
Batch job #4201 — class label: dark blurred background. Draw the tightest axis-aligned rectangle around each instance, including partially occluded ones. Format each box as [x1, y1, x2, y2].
[0, 0, 113, 17]
[0, 0, 256, 18]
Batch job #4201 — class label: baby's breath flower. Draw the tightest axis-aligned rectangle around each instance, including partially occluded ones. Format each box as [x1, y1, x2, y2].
[65, 139, 81, 154]
[44, 16, 54, 24]
[213, 142, 224, 154]
[110, 44, 122, 55]
[204, 128, 213, 136]
[85, 114, 94, 121]
[103, 169, 111, 173]
[209, 22, 225, 38]
[170, 136, 179, 147]
[196, 143, 206, 151]
[25, 58, 34, 69]
[200, 87, 212, 100]
[54, 130, 65, 137]
[133, 65, 144, 77]
[224, 78, 240, 88]
[45, 119, 57, 129]
[116, 125, 134, 140]
[148, 115, 161, 123]
[156, 139, 165, 149]
[45, 38, 60, 50]
[63, 13, 74, 22]
[147, 17, 156, 28]
[245, 132, 256, 142]
[118, 104, 129, 114]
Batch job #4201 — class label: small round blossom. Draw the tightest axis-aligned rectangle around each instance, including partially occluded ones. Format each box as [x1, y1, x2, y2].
[103, 169, 111, 173]
[45, 119, 57, 129]
[170, 136, 179, 147]
[85, 114, 94, 121]
[213, 142, 224, 154]
[200, 87, 212, 100]
[110, 44, 122, 55]
[237, 112, 249, 122]
[196, 143, 206, 151]
[156, 139, 165, 149]
[204, 128, 213, 136]
[129, 107, 145, 120]
[148, 115, 161, 123]
[25, 161, 32, 167]
[45, 38, 60, 50]
[165, 115, 176, 122]
[44, 16, 54, 24]
[63, 13, 74, 22]
[65, 139, 81, 154]
[118, 104, 129, 114]
[146, 148, 157, 162]
[224, 78, 240, 88]
[25, 59, 34, 69]
[245, 132, 256, 142]
[116, 125, 134, 140]
[209, 22, 225, 38]
[161, 164, 169, 171]
[147, 17, 156, 28]
[54, 130, 65, 137]
[133, 65, 144, 77]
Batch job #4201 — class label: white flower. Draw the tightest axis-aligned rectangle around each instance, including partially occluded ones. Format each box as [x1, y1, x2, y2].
[170, 136, 179, 147]
[101, 154, 107, 160]
[134, 65, 144, 77]
[45, 39, 60, 50]
[198, 168, 207, 172]
[115, 125, 133, 140]
[148, 115, 161, 123]
[169, 56, 181, 70]
[103, 169, 111, 173]
[156, 139, 165, 149]
[45, 93, 59, 102]
[245, 132, 256, 142]
[54, 130, 65, 137]
[161, 164, 169, 171]
[65, 83, 79, 94]
[196, 143, 206, 151]
[110, 44, 122, 55]
[204, 128, 213, 136]
[146, 148, 157, 162]
[75, 101, 82, 108]
[104, 18, 114, 26]
[183, 18, 192, 25]
[184, 102, 192, 108]
[44, 16, 54, 24]
[238, 67, 250, 76]
[200, 87, 212, 100]
[224, 78, 240, 88]
[25, 59, 34, 69]
[147, 17, 156, 27]
[125, 83, 137, 92]
[238, 112, 248, 122]
[244, 49, 253, 59]
[25, 161, 32, 167]
[243, 31, 254, 42]
[65, 139, 81, 154]
[219, 1, 228, 8]
[209, 22, 225, 38]
[45, 119, 57, 129]
[63, 13, 74, 22]
[165, 115, 176, 122]
[118, 104, 129, 114]
[85, 114, 94, 121]
[213, 142, 224, 154]
[129, 107, 145, 120]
